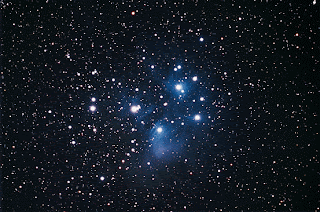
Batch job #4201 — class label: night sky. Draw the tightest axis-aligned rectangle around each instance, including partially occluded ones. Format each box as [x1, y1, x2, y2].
[1, 0, 319, 211]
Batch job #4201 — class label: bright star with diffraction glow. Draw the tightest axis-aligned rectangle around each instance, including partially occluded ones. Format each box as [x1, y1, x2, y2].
[175, 84, 182, 91]
[130, 105, 141, 113]
[89, 105, 96, 112]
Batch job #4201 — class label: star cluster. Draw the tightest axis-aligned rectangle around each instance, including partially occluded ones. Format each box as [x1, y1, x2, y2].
[2, 0, 319, 211]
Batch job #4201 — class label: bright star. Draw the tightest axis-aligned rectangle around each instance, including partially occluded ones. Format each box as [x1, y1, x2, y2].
[195, 114, 201, 121]
[89, 105, 96, 112]
[177, 65, 182, 69]
[174, 68, 178, 71]
[200, 97, 205, 101]
[130, 105, 141, 113]
[192, 76, 198, 81]
[91, 97, 96, 102]
[151, 65, 155, 69]
[71, 140, 76, 145]
[175, 84, 182, 91]
[157, 127, 163, 133]
[100, 176, 105, 181]
[200, 37, 204, 42]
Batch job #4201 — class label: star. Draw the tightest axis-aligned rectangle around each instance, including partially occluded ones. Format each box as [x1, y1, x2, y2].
[100, 176, 105, 181]
[130, 105, 141, 113]
[91, 97, 96, 102]
[200, 97, 205, 101]
[175, 84, 182, 91]
[192, 76, 198, 81]
[92, 69, 98, 75]
[177, 65, 182, 69]
[157, 127, 163, 133]
[194, 114, 201, 121]
[199, 37, 204, 42]
[89, 105, 96, 112]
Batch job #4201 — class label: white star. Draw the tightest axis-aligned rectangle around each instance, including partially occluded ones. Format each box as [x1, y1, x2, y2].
[177, 65, 182, 69]
[151, 65, 155, 69]
[91, 97, 96, 102]
[89, 105, 96, 112]
[200, 37, 204, 42]
[175, 84, 182, 91]
[92, 69, 98, 75]
[195, 114, 201, 121]
[200, 97, 205, 101]
[174, 68, 178, 71]
[130, 105, 141, 113]
[100, 176, 105, 181]
[71, 140, 76, 145]
[157, 127, 163, 133]
[192, 76, 198, 81]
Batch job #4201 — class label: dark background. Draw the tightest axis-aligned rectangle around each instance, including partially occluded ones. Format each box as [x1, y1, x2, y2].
[1, 0, 319, 211]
